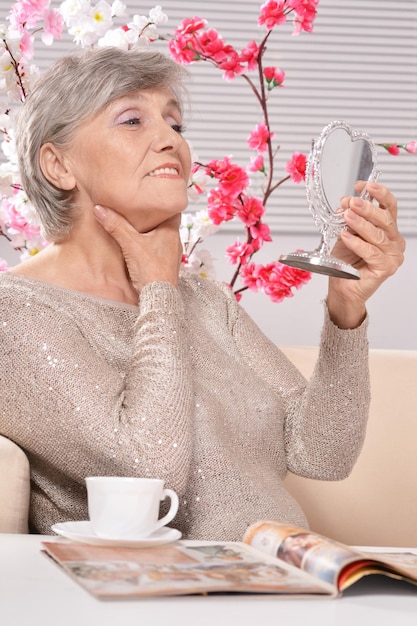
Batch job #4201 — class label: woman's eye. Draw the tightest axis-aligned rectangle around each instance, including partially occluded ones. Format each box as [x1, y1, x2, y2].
[123, 117, 140, 126]
[172, 124, 185, 134]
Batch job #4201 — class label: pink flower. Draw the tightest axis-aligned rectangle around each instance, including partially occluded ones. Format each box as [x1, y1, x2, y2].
[41, 9, 64, 46]
[173, 16, 207, 37]
[1, 197, 41, 239]
[263, 66, 285, 88]
[379, 143, 402, 156]
[226, 240, 254, 265]
[292, 13, 314, 35]
[0, 259, 9, 272]
[206, 156, 249, 198]
[198, 29, 229, 63]
[257, 261, 311, 303]
[18, 30, 34, 63]
[9, 0, 50, 31]
[288, 0, 319, 14]
[405, 141, 417, 154]
[240, 262, 264, 291]
[258, 0, 287, 30]
[240, 40, 260, 71]
[387, 144, 400, 156]
[285, 152, 307, 182]
[170, 20, 243, 75]
[247, 155, 265, 173]
[279, 261, 312, 289]
[248, 123, 274, 152]
[207, 188, 238, 225]
[239, 258, 311, 303]
[290, 0, 319, 34]
[168, 35, 198, 64]
[260, 263, 293, 302]
[218, 49, 245, 80]
[169, 17, 207, 64]
[263, 67, 276, 82]
[237, 196, 265, 227]
[249, 221, 272, 248]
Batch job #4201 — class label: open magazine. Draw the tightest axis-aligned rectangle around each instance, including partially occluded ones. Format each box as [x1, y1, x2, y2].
[41, 520, 417, 599]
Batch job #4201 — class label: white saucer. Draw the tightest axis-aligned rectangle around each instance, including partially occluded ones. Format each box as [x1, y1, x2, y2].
[51, 521, 182, 548]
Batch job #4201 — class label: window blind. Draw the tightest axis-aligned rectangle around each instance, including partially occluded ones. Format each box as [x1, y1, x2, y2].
[3, 0, 417, 234]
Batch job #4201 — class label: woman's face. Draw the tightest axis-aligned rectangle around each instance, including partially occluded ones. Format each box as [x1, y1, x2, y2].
[63, 88, 192, 233]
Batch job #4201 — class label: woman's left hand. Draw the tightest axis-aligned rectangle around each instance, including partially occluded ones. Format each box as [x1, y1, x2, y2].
[326, 181, 405, 329]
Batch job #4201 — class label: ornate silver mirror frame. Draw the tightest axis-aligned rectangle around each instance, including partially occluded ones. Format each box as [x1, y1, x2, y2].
[279, 120, 380, 279]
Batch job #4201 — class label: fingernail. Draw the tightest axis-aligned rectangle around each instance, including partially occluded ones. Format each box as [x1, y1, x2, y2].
[345, 208, 357, 220]
[94, 204, 108, 221]
[351, 197, 364, 209]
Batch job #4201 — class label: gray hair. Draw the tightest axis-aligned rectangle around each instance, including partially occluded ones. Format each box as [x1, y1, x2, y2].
[15, 47, 188, 241]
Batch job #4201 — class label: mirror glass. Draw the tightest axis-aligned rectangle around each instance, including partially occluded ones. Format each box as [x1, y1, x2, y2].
[320, 128, 374, 211]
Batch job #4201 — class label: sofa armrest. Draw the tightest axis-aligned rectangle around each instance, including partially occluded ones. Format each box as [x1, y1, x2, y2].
[0, 435, 30, 533]
[281, 347, 417, 547]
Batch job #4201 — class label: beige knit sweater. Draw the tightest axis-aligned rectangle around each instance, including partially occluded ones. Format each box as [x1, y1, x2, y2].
[0, 272, 370, 539]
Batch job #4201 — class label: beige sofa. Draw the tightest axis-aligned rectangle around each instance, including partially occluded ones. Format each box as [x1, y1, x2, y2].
[1, 347, 416, 545]
[0, 435, 30, 534]
[281, 346, 417, 547]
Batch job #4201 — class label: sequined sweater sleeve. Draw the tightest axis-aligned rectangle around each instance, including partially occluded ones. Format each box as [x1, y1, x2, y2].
[0, 277, 194, 494]
[220, 284, 371, 480]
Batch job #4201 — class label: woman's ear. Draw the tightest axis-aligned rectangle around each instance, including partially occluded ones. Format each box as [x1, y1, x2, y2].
[39, 143, 76, 191]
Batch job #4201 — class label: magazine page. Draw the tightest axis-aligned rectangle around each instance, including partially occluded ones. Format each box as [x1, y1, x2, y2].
[243, 521, 417, 592]
[41, 539, 336, 599]
[351, 549, 417, 590]
[243, 521, 380, 589]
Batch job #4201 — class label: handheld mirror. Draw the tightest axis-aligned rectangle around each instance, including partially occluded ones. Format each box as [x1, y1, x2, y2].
[279, 120, 380, 279]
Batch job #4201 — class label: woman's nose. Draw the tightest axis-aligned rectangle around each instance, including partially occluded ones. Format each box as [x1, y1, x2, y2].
[151, 122, 182, 153]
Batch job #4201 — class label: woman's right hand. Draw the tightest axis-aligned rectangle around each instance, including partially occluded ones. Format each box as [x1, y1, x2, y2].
[93, 204, 183, 291]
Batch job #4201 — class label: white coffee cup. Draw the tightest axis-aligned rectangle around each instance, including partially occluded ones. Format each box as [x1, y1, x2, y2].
[85, 476, 179, 540]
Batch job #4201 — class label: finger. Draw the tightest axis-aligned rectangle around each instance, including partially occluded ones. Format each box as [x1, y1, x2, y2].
[340, 228, 404, 278]
[344, 208, 387, 249]
[342, 204, 405, 272]
[353, 180, 367, 195]
[143, 215, 183, 267]
[345, 209, 405, 261]
[364, 182, 398, 220]
[338, 196, 350, 211]
[93, 204, 139, 244]
[339, 180, 368, 210]
[347, 196, 403, 248]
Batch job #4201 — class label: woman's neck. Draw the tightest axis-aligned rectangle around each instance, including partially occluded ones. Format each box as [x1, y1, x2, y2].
[10, 233, 139, 305]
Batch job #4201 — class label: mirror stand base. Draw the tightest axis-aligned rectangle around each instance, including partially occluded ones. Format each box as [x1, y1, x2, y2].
[279, 250, 360, 280]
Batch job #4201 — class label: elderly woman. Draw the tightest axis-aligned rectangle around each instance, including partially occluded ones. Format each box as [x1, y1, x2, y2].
[0, 47, 404, 539]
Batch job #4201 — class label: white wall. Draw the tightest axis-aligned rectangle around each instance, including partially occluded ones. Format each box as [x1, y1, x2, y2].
[2, 232, 415, 350]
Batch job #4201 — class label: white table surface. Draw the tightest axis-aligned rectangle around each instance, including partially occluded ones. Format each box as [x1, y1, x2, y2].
[1, 534, 417, 626]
